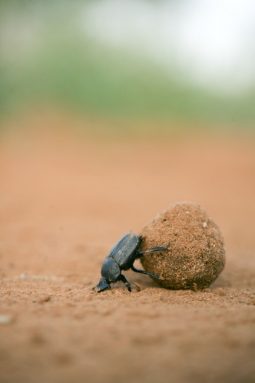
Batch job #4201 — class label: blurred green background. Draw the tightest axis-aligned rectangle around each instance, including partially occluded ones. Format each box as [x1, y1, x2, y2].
[0, 0, 255, 133]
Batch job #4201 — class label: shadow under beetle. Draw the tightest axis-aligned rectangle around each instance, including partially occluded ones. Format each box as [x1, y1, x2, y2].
[95, 232, 168, 292]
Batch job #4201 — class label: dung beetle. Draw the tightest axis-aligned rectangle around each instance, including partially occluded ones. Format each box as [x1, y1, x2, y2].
[95, 232, 168, 292]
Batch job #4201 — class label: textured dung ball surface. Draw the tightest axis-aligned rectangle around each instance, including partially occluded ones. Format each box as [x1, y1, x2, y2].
[140, 203, 225, 289]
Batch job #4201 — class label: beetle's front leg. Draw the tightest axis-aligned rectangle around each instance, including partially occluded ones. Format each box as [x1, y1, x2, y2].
[118, 274, 132, 292]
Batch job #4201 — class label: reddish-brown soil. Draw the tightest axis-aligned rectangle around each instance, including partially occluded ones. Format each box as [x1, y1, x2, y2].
[1, 117, 255, 383]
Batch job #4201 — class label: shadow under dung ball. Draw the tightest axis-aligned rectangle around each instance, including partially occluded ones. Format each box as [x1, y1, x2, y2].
[140, 203, 225, 289]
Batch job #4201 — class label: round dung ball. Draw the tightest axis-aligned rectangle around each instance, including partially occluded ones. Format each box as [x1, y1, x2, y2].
[140, 203, 225, 289]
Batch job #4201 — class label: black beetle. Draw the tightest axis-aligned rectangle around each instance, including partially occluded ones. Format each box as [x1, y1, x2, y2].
[95, 232, 167, 292]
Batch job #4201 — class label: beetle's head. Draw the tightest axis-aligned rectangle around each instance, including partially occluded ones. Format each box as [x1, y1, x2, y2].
[95, 258, 121, 293]
[95, 276, 110, 292]
[101, 257, 121, 282]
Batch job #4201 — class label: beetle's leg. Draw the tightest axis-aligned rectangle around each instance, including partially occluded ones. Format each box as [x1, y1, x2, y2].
[137, 246, 168, 257]
[118, 274, 132, 292]
[131, 265, 161, 280]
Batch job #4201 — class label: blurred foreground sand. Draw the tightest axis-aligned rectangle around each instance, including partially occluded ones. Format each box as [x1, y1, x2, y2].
[0, 116, 255, 383]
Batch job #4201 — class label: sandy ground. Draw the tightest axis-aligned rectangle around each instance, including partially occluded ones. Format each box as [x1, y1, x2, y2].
[0, 118, 255, 383]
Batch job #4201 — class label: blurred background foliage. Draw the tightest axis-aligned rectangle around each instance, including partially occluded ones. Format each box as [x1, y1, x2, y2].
[0, 0, 255, 132]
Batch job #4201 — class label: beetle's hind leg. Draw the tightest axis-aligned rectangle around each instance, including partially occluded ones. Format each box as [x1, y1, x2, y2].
[138, 246, 168, 256]
[131, 265, 160, 280]
[118, 274, 132, 292]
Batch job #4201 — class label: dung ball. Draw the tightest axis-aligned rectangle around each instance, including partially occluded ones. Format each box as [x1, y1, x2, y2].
[140, 203, 225, 289]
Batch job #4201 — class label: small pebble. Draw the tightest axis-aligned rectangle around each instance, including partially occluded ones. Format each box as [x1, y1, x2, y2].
[0, 314, 13, 325]
[38, 295, 51, 304]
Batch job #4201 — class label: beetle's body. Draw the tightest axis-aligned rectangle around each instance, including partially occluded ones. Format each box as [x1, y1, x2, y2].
[95, 232, 167, 292]
[108, 233, 141, 269]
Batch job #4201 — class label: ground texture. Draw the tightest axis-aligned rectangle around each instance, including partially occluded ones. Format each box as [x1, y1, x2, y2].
[1, 119, 255, 383]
